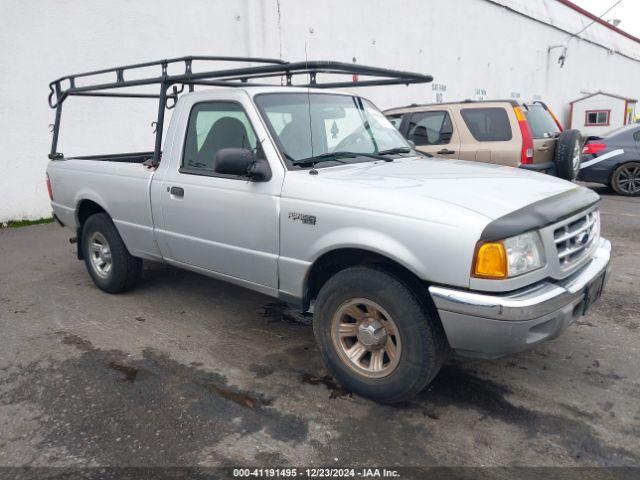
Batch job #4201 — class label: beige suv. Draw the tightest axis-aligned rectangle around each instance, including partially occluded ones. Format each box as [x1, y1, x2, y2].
[384, 100, 582, 180]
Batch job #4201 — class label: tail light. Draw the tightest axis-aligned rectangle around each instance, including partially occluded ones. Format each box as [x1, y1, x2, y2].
[46, 173, 53, 200]
[514, 107, 534, 165]
[582, 142, 606, 155]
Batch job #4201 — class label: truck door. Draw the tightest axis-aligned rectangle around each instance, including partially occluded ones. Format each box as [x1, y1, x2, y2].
[154, 99, 282, 289]
[405, 109, 460, 158]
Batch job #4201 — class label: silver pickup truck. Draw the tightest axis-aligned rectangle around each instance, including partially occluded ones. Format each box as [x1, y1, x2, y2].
[46, 57, 611, 403]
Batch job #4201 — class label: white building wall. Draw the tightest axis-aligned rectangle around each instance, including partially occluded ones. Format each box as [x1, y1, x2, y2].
[1, 0, 640, 222]
[570, 94, 628, 136]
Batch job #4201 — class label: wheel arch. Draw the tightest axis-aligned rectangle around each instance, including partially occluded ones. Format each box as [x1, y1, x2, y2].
[77, 198, 109, 228]
[608, 158, 639, 180]
[302, 247, 434, 313]
[75, 197, 111, 260]
[610, 159, 640, 194]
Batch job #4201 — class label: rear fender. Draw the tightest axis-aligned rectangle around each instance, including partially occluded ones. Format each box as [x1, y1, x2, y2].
[74, 192, 111, 260]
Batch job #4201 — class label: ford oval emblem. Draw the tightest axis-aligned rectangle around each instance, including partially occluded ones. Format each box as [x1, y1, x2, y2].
[576, 231, 590, 246]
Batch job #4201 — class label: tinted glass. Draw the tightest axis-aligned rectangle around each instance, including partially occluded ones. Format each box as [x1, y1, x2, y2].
[255, 93, 409, 168]
[460, 107, 512, 141]
[386, 114, 403, 129]
[406, 111, 453, 146]
[183, 102, 258, 173]
[523, 104, 560, 138]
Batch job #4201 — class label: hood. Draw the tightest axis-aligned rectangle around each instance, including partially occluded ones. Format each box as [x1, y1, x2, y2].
[284, 157, 579, 221]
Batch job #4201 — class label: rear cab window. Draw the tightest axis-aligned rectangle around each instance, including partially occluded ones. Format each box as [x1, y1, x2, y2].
[523, 104, 561, 139]
[460, 107, 512, 141]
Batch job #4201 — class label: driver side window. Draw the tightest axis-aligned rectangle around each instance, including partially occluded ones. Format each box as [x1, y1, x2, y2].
[182, 102, 258, 175]
[407, 111, 452, 146]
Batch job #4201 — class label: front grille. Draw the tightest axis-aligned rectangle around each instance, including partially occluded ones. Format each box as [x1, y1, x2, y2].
[553, 210, 599, 266]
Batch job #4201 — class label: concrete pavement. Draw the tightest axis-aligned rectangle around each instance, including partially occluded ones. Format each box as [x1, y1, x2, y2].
[0, 184, 638, 469]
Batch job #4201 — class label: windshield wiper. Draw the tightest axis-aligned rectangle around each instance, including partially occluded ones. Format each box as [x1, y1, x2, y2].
[376, 147, 412, 156]
[292, 152, 351, 166]
[292, 149, 411, 167]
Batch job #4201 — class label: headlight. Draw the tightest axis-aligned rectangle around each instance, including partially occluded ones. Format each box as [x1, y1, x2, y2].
[473, 231, 545, 279]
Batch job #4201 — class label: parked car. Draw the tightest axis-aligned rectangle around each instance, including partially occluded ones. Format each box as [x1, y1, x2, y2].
[384, 100, 583, 180]
[580, 124, 640, 196]
[46, 57, 611, 403]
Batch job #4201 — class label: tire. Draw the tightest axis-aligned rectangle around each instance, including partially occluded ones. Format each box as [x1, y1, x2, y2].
[81, 213, 142, 293]
[610, 161, 640, 196]
[554, 129, 583, 181]
[313, 266, 447, 403]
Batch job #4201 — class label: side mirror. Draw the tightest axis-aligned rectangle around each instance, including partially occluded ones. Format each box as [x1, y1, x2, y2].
[213, 148, 271, 182]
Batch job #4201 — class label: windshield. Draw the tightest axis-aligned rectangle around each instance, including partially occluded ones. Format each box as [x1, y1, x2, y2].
[523, 104, 561, 139]
[254, 92, 411, 168]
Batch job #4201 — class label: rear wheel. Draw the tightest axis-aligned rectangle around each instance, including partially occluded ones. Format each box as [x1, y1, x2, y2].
[313, 266, 447, 403]
[81, 213, 142, 293]
[554, 129, 583, 181]
[611, 162, 640, 196]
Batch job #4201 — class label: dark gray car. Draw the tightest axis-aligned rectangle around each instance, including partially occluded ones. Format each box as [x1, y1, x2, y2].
[580, 124, 640, 196]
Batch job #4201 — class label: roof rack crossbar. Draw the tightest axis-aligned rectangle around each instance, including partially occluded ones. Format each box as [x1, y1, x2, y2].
[48, 56, 287, 108]
[67, 91, 175, 100]
[47, 55, 432, 163]
[49, 57, 432, 108]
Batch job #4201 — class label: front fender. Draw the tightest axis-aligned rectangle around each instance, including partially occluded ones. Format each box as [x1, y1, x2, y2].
[278, 209, 482, 303]
[307, 227, 427, 278]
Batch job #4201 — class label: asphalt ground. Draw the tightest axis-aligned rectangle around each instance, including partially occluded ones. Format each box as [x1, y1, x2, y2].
[0, 183, 638, 477]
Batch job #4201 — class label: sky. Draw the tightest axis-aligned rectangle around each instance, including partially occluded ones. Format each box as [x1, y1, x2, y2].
[571, 0, 640, 38]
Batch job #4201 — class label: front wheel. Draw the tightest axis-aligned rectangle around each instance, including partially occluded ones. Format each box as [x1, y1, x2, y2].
[610, 162, 640, 196]
[81, 213, 142, 293]
[313, 266, 447, 403]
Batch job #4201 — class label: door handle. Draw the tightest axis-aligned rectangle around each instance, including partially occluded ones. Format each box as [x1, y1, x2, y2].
[437, 149, 456, 155]
[538, 146, 550, 152]
[169, 186, 184, 197]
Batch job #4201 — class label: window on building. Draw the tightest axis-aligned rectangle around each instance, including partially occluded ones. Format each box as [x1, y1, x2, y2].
[585, 110, 610, 127]
[460, 107, 512, 142]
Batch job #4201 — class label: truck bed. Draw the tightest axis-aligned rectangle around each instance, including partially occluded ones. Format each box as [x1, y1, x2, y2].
[47, 154, 160, 261]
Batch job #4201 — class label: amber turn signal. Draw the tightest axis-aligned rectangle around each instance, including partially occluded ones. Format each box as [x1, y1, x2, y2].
[473, 242, 508, 279]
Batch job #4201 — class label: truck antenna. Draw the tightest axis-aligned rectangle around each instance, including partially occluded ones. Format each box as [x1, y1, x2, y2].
[305, 41, 318, 175]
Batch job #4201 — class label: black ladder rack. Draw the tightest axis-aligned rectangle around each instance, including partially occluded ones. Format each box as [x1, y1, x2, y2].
[48, 55, 433, 164]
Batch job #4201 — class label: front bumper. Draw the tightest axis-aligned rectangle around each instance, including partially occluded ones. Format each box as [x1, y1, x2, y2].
[429, 238, 611, 358]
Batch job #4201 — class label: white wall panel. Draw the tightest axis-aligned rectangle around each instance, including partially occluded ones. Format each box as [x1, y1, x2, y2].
[1, 0, 639, 221]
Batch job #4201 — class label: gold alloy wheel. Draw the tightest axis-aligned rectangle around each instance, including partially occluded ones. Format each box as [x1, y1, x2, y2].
[330, 298, 402, 379]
